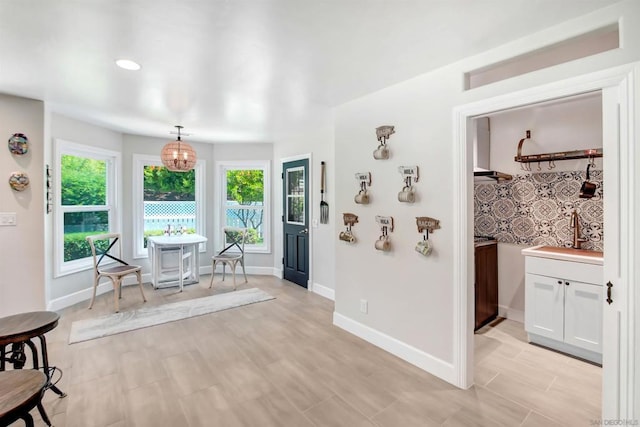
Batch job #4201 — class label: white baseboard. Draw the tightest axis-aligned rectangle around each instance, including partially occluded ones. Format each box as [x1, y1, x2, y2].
[333, 312, 456, 386]
[274, 268, 283, 279]
[498, 305, 524, 323]
[311, 282, 335, 301]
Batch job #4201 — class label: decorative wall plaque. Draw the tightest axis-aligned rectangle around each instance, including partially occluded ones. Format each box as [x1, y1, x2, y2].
[9, 172, 29, 191]
[8, 133, 29, 155]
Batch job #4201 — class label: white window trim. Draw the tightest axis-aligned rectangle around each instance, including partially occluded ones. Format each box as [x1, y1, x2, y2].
[132, 154, 206, 259]
[217, 160, 271, 254]
[54, 139, 121, 278]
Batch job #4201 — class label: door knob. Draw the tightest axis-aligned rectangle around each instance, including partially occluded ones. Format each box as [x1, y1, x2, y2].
[299, 228, 308, 234]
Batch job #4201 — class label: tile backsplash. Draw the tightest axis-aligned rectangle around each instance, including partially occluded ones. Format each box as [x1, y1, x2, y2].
[474, 170, 603, 251]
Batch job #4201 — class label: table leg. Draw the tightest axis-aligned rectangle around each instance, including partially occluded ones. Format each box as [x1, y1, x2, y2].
[179, 244, 184, 292]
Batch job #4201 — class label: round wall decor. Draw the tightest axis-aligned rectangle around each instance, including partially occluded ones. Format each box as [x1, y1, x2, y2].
[8, 133, 29, 155]
[9, 172, 30, 191]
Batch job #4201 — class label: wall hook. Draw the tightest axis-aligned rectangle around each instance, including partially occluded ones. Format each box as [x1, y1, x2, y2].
[373, 125, 395, 160]
[354, 172, 371, 204]
[339, 213, 358, 243]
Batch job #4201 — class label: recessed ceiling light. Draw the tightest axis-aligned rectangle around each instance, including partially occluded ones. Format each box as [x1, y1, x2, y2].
[115, 59, 141, 71]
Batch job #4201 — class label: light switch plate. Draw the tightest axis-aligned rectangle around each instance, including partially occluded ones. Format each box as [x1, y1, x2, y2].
[0, 212, 17, 226]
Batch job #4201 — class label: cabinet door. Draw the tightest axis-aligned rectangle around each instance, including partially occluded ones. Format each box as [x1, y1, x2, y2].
[525, 273, 564, 341]
[475, 244, 498, 330]
[564, 281, 603, 353]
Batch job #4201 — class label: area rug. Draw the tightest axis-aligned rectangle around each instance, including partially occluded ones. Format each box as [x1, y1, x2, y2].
[69, 288, 274, 344]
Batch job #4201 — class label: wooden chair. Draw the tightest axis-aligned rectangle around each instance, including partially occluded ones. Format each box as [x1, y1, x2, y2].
[86, 233, 146, 312]
[209, 227, 248, 290]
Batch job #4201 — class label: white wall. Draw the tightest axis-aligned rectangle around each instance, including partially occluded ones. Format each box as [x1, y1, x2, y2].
[273, 107, 336, 296]
[484, 93, 603, 322]
[333, 0, 640, 383]
[0, 94, 45, 317]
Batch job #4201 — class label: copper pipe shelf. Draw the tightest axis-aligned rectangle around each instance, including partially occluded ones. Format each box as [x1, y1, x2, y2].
[514, 130, 603, 163]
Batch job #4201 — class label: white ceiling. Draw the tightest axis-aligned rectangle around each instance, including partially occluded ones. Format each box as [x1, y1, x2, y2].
[0, 0, 619, 143]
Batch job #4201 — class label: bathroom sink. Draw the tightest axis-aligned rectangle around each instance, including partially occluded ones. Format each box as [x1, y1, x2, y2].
[521, 245, 603, 265]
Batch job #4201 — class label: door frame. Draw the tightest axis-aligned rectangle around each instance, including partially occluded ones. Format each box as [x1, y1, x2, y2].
[452, 63, 638, 419]
[280, 153, 313, 288]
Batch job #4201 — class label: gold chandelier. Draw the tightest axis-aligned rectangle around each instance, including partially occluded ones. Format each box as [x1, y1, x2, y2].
[160, 125, 197, 172]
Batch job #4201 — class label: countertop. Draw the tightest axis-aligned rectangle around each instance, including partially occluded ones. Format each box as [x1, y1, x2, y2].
[521, 245, 603, 265]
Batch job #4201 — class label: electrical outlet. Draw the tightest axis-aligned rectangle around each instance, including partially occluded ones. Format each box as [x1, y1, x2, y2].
[0, 212, 16, 226]
[360, 299, 368, 314]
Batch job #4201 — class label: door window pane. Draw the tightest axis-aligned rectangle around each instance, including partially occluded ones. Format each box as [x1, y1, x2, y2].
[287, 197, 304, 224]
[286, 167, 305, 225]
[287, 168, 304, 195]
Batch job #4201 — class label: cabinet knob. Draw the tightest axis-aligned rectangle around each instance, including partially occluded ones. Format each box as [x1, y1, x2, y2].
[565, 281, 570, 286]
[557, 280, 562, 285]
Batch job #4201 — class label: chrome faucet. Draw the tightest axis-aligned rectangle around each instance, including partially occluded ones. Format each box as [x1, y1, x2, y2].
[570, 209, 587, 249]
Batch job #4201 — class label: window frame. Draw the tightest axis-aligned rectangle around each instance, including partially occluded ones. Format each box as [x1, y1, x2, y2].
[132, 154, 206, 259]
[54, 139, 121, 278]
[218, 160, 271, 254]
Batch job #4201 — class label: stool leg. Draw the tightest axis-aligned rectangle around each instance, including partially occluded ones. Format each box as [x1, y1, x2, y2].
[36, 402, 52, 426]
[38, 335, 66, 398]
[20, 413, 35, 427]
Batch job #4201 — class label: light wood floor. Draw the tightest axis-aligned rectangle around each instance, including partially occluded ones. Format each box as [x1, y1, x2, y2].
[26, 275, 600, 426]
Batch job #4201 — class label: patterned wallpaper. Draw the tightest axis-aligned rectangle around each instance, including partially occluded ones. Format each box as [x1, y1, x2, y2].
[474, 170, 603, 251]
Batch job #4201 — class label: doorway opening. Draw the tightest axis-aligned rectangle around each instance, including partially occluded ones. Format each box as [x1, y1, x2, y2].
[471, 91, 604, 424]
[453, 64, 637, 419]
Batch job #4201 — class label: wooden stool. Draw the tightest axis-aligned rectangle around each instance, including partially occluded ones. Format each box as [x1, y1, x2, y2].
[0, 311, 66, 427]
[0, 370, 47, 427]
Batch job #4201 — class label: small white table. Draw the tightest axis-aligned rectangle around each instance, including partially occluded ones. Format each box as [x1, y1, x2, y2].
[147, 234, 208, 292]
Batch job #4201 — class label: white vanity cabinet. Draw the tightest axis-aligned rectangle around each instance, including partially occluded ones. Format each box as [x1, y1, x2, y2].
[522, 246, 603, 364]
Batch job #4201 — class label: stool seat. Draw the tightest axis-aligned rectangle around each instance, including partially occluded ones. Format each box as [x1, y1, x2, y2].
[0, 370, 47, 427]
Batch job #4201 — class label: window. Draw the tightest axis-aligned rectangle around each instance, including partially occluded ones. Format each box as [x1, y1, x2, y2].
[54, 140, 120, 277]
[132, 155, 205, 258]
[219, 161, 270, 253]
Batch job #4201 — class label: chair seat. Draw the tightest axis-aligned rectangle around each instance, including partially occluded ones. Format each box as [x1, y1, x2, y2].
[213, 253, 243, 261]
[98, 265, 141, 276]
